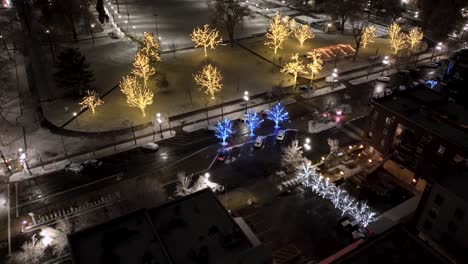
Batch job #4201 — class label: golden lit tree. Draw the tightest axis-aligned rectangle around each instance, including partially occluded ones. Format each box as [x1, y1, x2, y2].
[306, 50, 323, 85]
[120, 74, 154, 117]
[387, 22, 401, 42]
[361, 25, 377, 48]
[79, 90, 103, 114]
[132, 51, 156, 89]
[407, 27, 423, 49]
[190, 24, 223, 57]
[390, 32, 407, 54]
[293, 24, 315, 47]
[194, 64, 223, 99]
[281, 53, 305, 88]
[265, 12, 291, 54]
[139, 32, 162, 65]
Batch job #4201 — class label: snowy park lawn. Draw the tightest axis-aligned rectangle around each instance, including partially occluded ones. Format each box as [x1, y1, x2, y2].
[240, 32, 393, 65]
[63, 40, 288, 131]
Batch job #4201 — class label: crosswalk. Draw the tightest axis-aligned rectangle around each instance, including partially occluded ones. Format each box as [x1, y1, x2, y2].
[339, 121, 364, 141]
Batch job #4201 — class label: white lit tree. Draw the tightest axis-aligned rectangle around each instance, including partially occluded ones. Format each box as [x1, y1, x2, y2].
[265, 12, 291, 54]
[306, 50, 323, 85]
[281, 140, 304, 172]
[191, 24, 223, 57]
[194, 64, 223, 100]
[293, 24, 314, 47]
[281, 53, 305, 88]
[407, 27, 423, 49]
[120, 74, 154, 117]
[8, 234, 45, 264]
[79, 90, 103, 114]
[39, 219, 72, 256]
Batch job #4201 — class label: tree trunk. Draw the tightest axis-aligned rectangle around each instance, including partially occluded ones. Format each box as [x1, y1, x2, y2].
[340, 17, 346, 33]
[68, 13, 78, 42]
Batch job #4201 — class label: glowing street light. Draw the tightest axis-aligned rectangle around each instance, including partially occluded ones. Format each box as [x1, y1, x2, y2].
[156, 112, 164, 138]
[303, 138, 311, 151]
[382, 55, 390, 76]
[243, 90, 249, 112]
[331, 68, 338, 90]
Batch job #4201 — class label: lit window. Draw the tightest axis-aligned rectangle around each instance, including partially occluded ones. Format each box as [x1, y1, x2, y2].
[437, 145, 445, 155]
[385, 117, 393, 125]
[368, 131, 373, 138]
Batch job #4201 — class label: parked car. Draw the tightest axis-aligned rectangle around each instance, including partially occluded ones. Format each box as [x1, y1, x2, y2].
[254, 136, 264, 148]
[65, 163, 84, 174]
[142, 142, 160, 151]
[217, 150, 228, 162]
[82, 159, 103, 169]
[276, 130, 286, 141]
[377, 76, 391, 83]
[422, 62, 438, 68]
[384, 88, 393, 96]
[299, 85, 309, 91]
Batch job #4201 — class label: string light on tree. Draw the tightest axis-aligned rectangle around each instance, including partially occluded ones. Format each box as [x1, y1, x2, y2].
[132, 51, 156, 89]
[190, 24, 223, 57]
[120, 74, 154, 117]
[390, 32, 407, 54]
[281, 53, 305, 88]
[407, 27, 423, 49]
[265, 12, 291, 54]
[361, 25, 377, 48]
[293, 24, 314, 47]
[79, 90, 104, 114]
[215, 118, 234, 145]
[244, 108, 264, 136]
[194, 64, 223, 100]
[266, 103, 289, 129]
[139, 32, 162, 65]
[306, 50, 323, 85]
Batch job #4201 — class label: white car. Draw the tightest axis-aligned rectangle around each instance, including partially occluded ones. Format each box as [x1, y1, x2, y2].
[254, 136, 264, 148]
[65, 163, 84, 173]
[377, 76, 390, 83]
[142, 142, 160, 151]
[277, 130, 286, 141]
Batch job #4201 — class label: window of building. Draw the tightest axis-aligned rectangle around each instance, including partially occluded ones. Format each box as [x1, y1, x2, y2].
[380, 138, 385, 147]
[368, 131, 373, 138]
[382, 127, 388, 136]
[423, 219, 432, 230]
[437, 145, 445, 155]
[454, 208, 464, 220]
[372, 111, 379, 121]
[428, 208, 438, 219]
[385, 117, 394, 125]
[416, 147, 423, 154]
[448, 222, 457, 233]
[434, 194, 444, 206]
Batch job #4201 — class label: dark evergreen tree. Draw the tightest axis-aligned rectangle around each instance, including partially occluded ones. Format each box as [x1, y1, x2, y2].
[54, 48, 94, 97]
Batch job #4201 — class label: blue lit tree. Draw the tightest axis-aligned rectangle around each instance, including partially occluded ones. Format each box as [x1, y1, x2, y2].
[215, 118, 235, 145]
[266, 103, 289, 129]
[245, 108, 264, 136]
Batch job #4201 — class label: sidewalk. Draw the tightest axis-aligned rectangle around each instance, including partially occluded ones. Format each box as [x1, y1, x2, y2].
[9, 130, 175, 182]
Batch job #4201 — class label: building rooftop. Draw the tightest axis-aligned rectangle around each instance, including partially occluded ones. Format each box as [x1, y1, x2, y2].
[69, 189, 271, 264]
[331, 225, 451, 264]
[374, 87, 468, 151]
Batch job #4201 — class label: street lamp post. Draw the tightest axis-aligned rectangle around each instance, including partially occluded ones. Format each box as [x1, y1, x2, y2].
[153, 14, 159, 40]
[382, 56, 389, 76]
[45, 29, 55, 62]
[0, 34, 11, 58]
[73, 112, 79, 126]
[156, 113, 163, 139]
[435, 42, 442, 61]
[243, 91, 249, 113]
[90, 24, 95, 43]
[331, 68, 338, 90]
